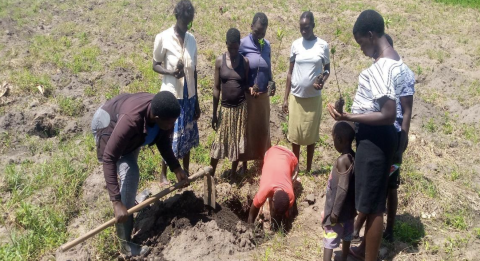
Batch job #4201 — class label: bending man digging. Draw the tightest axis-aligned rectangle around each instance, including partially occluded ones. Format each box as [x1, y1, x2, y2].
[91, 91, 189, 257]
[248, 145, 299, 230]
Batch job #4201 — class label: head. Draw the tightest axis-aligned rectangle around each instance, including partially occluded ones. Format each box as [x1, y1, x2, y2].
[272, 190, 290, 223]
[332, 121, 355, 153]
[226, 28, 241, 58]
[151, 92, 181, 130]
[251, 12, 268, 40]
[174, 0, 195, 33]
[352, 10, 385, 58]
[385, 33, 394, 48]
[299, 11, 315, 40]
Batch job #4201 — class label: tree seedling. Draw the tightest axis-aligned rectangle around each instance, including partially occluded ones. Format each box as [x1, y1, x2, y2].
[331, 45, 344, 113]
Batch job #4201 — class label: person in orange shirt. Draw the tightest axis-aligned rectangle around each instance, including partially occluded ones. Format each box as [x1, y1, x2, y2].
[247, 145, 299, 228]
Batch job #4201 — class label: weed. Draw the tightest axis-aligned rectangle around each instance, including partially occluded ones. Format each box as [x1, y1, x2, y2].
[0, 131, 12, 153]
[442, 112, 454, 135]
[68, 46, 100, 74]
[444, 209, 469, 230]
[281, 117, 288, 137]
[434, 0, 480, 9]
[9, 70, 53, 96]
[474, 227, 480, 239]
[416, 65, 423, 75]
[443, 235, 469, 255]
[393, 219, 425, 245]
[462, 124, 479, 143]
[271, 94, 280, 104]
[58, 96, 85, 117]
[449, 168, 461, 181]
[423, 118, 437, 132]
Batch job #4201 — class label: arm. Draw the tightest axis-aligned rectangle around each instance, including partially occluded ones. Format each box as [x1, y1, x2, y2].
[248, 204, 260, 224]
[327, 96, 396, 125]
[211, 56, 222, 130]
[102, 116, 136, 223]
[244, 57, 250, 90]
[194, 69, 201, 120]
[330, 155, 353, 223]
[399, 95, 413, 153]
[155, 129, 188, 182]
[282, 62, 295, 114]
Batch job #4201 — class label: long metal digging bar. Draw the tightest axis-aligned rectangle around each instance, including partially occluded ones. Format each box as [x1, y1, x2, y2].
[59, 166, 213, 252]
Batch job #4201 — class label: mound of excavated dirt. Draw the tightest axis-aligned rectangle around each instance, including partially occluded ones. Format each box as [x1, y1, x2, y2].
[130, 191, 262, 261]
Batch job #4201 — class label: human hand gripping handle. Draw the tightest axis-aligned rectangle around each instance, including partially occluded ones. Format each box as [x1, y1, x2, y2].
[112, 201, 129, 223]
[173, 167, 189, 187]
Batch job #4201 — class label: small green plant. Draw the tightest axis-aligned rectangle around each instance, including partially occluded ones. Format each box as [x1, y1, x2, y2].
[58, 96, 85, 117]
[442, 112, 454, 135]
[444, 209, 468, 230]
[474, 227, 480, 239]
[281, 116, 288, 137]
[394, 220, 425, 245]
[416, 65, 423, 75]
[423, 118, 437, 132]
[450, 169, 461, 181]
[383, 16, 392, 29]
[271, 94, 280, 104]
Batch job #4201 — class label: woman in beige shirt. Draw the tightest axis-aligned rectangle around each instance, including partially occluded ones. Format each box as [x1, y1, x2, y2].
[153, 0, 200, 184]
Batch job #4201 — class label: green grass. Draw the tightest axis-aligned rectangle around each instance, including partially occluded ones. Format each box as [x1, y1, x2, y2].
[434, 0, 480, 9]
[9, 70, 53, 96]
[0, 134, 97, 260]
[444, 209, 469, 230]
[393, 219, 425, 245]
[58, 96, 85, 117]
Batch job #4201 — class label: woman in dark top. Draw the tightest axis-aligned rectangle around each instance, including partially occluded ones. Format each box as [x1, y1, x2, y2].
[210, 28, 250, 178]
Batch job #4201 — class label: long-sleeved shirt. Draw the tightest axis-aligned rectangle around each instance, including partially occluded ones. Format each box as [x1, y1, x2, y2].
[239, 34, 272, 93]
[322, 154, 356, 226]
[95, 93, 180, 201]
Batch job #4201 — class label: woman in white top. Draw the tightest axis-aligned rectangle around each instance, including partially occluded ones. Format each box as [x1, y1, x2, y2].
[283, 11, 330, 172]
[153, 0, 200, 184]
[327, 10, 407, 261]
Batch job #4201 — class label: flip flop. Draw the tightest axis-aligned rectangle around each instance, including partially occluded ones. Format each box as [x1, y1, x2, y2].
[349, 246, 365, 261]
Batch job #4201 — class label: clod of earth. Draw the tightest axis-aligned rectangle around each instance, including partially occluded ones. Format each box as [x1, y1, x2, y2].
[335, 96, 345, 114]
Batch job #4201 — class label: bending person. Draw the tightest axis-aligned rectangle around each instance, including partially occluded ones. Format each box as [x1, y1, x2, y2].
[91, 92, 188, 257]
[248, 146, 299, 229]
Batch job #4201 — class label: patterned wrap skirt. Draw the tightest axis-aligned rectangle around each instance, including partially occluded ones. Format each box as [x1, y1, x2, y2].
[171, 81, 199, 159]
[210, 101, 247, 161]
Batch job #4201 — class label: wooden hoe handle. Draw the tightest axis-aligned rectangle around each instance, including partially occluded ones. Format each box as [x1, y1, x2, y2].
[59, 166, 213, 252]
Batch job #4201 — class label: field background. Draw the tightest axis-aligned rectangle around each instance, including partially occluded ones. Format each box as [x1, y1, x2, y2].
[0, 0, 480, 260]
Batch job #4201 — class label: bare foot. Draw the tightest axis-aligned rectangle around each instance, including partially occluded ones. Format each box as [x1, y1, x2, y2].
[159, 175, 171, 186]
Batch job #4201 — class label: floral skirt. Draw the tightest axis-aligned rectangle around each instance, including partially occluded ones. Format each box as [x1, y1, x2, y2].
[171, 82, 199, 159]
[210, 102, 247, 161]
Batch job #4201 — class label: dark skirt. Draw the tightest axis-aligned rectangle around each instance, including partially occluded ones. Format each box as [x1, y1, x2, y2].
[355, 124, 398, 214]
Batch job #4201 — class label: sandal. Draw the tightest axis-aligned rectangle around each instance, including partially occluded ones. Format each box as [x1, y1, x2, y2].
[349, 246, 365, 261]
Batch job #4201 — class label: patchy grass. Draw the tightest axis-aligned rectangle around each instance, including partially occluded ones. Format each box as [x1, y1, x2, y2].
[394, 219, 425, 245]
[434, 0, 480, 9]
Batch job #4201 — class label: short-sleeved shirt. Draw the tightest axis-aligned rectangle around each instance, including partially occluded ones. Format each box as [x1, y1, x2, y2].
[253, 146, 298, 209]
[153, 26, 197, 99]
[351, 58, 407, 116]
[289, 37, 330, 98]
[239, 34, 272, 93]
[394, 66, 415, 132]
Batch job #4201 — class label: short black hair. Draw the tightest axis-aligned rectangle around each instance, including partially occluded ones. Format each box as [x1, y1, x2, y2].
[333, 121, 355, 144]
[252, 12, 268, 26]
[226, 28, 240, 44]
[273, 190, 289, 216]
[300, 11, 314, 24]
[174, 0, 195, 21]
[385, 33, 394, 47]
[151, 92, 181, 119]
[353, 9, 384, 37]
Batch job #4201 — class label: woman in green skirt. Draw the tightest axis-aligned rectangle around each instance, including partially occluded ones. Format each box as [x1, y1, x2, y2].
[283, 11, 330, 172]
